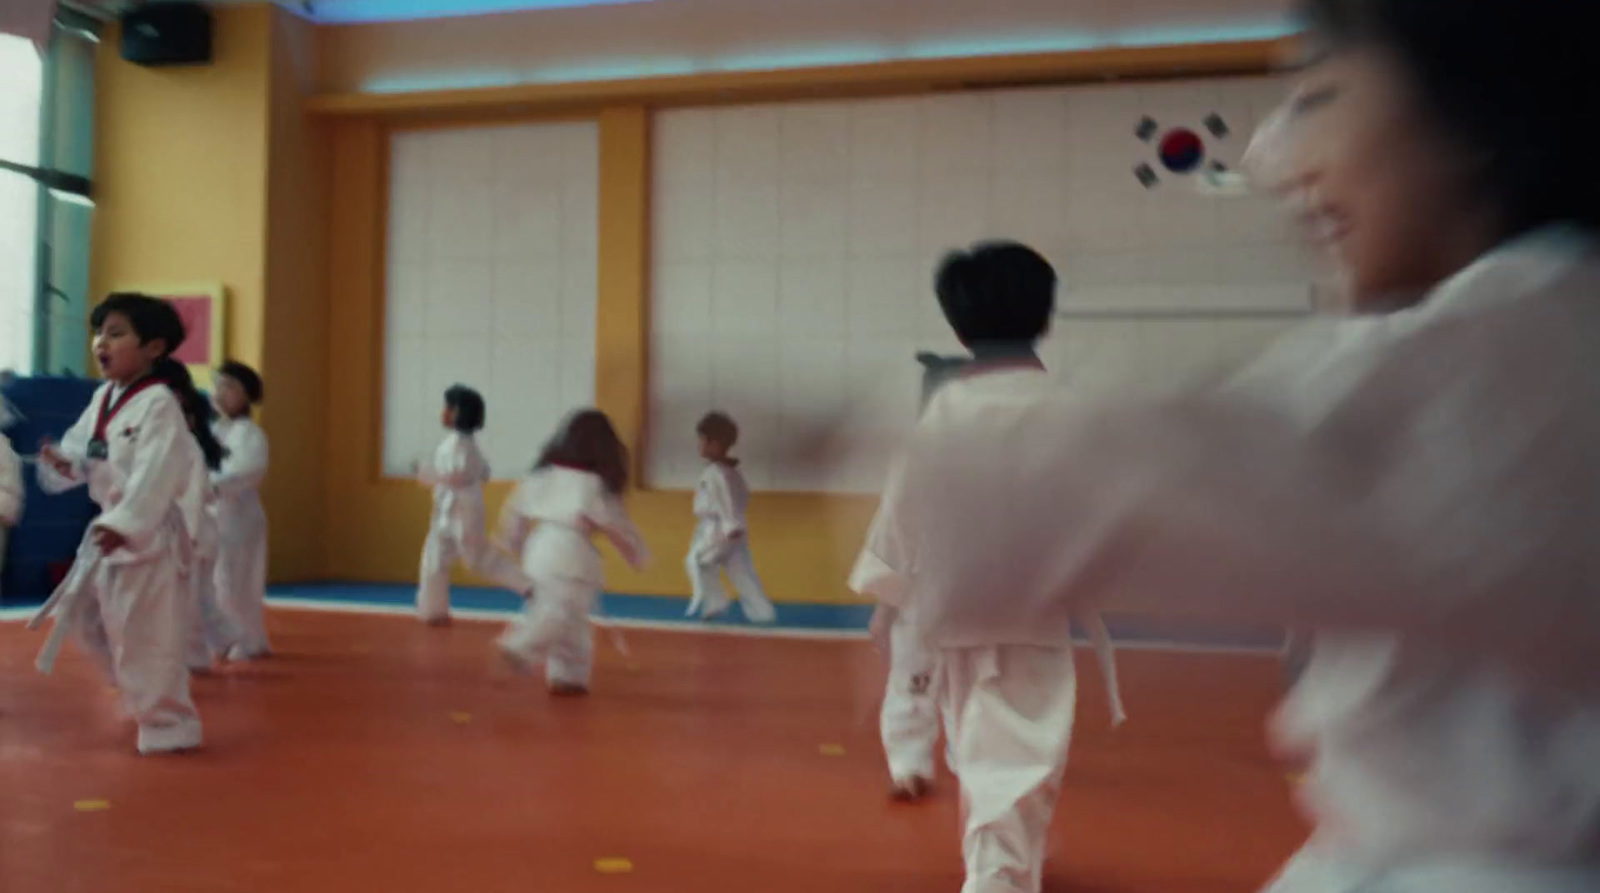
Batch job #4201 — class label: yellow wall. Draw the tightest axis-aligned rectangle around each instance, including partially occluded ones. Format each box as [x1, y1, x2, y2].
[92, 3, 329, 582]
[319, 107, 880, 602]
[92, 4, 270, 375]
[95, 12, 1273, 601]
[261, 8, 331, 581]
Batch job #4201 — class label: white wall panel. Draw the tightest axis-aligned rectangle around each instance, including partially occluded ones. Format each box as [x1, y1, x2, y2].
[383, 121, 599, 479]
[649, 77, 1308, 492]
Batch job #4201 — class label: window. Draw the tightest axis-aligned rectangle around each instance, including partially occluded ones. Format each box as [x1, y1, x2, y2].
[0, 33, 43, 372]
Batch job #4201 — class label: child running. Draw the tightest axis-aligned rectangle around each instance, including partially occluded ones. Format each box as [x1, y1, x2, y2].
[414, 384, 534, 624]
[496, 409, 648, 696]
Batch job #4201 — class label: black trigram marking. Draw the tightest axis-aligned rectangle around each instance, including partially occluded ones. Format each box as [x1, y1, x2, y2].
[1135, 116, 1159, 142]
[1203, 113, 1230, 139]
[1133, 162, 1160, 189]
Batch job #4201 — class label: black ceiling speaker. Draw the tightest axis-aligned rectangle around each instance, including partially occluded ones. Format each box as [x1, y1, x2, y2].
[120, 2, 213, 67]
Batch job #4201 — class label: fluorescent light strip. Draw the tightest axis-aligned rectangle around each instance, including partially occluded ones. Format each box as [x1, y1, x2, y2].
[358, 18, 1297, 95]
[311, 0, 658, 24]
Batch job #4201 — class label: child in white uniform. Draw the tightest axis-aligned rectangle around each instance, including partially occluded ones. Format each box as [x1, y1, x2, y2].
[854, 243, 1128, 892]
[35, 293, 210, 755]
[209, 360, 271, 659]
[685, 412, 776, 623]
[497, 409, 648, 695]
[864, 351, 1129, 804]
[414, 384, 534, 625]
[882, 3, 1600, 890]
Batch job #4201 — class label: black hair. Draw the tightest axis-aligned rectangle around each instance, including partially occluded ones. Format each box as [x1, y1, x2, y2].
[217, 360, 264, 404]
[163, 357, 228, 472]
[695, 411, 738, 450]
[933, 241, 1056, 347]
[444, 384, 485, 433]
[88, 292, 225, 468]
[535, 408, 630, 495]
[91, 292, 187, 357]
[1299, 0, 1600, 236]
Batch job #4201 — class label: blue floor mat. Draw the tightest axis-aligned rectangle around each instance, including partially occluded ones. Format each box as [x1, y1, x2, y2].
[267, 583, 1284, 649]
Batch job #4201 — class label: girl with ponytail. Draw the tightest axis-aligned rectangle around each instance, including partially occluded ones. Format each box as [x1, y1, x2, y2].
[161, 359, 241, 672]
[34, 292, 211, 754]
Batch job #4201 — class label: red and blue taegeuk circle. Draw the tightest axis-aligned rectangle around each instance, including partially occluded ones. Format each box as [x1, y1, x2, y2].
[1158, 127, 1205, 174]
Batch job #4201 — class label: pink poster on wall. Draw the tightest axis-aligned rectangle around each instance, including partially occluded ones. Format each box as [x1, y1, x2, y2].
[123, 284, 225, 388]
[168, 295, 214, 366]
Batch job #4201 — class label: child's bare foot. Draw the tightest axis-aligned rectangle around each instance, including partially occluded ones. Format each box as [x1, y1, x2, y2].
[548, 682, 589, 697]
[889, 776, 932, 802]
[496, 642, 537, 676]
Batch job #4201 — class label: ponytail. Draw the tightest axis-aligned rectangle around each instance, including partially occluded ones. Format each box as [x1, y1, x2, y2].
[156, 356, 228, 471]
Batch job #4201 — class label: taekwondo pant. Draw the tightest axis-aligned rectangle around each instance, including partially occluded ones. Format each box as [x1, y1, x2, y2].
[416, 522, 533, 622]
[215, 500, 271, 656]
[939, 644, 1078, 893]
[185, 555, 237, 668]
[70, 530, 203, 754]
[498, 577, 596, 688]
[882, 610, 942, 783]
[684, 539, 776, 623]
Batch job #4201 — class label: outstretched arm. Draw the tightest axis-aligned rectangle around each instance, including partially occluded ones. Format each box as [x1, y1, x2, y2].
[590, 494, 650, 571]
[211, 424, 268, 498]
[897, 318, 1600, 691]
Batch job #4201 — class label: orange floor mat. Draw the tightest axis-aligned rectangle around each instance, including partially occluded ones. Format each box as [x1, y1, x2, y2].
[0, 609, 1306, 892]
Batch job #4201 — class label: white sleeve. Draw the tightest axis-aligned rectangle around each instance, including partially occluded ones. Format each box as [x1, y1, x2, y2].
[0, 436, 21, 524]
[93, 397, 196, 552]
[417, 438, 473, 487]
[36, 397, 97, 494]
[589, 490, 650, 571]
[496, 480, 534, 557]
[898, 313, 1600, 690]
[847, 455, 914, 608]
[211, 423, 268, 498]
[706, 469, 743, 537]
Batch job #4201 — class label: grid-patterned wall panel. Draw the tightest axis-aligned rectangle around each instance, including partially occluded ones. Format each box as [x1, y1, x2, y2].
[383, 122, 600, 479]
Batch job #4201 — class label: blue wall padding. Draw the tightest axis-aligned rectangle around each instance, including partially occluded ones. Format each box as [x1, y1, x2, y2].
[2, 376, 99, 606]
